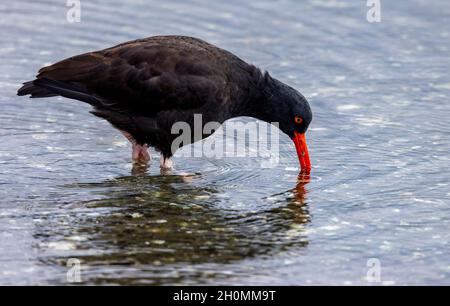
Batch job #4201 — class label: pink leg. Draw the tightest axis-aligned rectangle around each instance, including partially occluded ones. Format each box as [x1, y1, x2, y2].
[132, 143, 151, 164]
[120, 130, 151, 164]
[160, 155, 173, 169]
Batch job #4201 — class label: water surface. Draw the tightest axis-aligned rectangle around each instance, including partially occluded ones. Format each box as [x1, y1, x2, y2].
[1, 0, 450, 285]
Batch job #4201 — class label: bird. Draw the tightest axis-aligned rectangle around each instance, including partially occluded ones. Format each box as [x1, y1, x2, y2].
[17, 35, 312, 172]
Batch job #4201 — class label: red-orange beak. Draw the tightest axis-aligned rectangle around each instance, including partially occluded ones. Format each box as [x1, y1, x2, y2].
[293, 132, 311, 173]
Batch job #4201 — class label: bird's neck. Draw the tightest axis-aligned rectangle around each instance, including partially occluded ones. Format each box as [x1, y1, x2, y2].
[238, 70, 282, 123]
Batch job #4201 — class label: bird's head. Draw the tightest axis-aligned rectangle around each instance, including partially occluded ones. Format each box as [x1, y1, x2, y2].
[258, 76, 312, 173]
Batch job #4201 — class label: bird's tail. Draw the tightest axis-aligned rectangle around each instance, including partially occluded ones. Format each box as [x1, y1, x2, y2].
[17, 78, 100, 106]
[17, 80, 58, 98]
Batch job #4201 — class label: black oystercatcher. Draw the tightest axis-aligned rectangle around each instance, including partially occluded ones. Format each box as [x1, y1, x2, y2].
[17, 36, 312, 172]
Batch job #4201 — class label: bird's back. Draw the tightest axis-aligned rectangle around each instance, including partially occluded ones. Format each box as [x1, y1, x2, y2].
[29, 36, 238, 111]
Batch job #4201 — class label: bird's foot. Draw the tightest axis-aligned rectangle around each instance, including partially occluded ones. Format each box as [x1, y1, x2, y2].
[132, 143, 151, 165]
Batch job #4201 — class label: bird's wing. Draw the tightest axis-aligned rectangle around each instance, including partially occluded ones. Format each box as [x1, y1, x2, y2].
[35, 39, 228, 116]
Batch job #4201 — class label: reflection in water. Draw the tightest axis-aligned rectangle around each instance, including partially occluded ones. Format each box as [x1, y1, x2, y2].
[34, 174, 310, 284]
[130, 163, 150, 176]
[131, 162, 176, 176]
[295, 172, 310, 204]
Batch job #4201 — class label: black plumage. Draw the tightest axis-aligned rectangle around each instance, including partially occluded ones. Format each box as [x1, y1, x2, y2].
[18, 35, 312, 171]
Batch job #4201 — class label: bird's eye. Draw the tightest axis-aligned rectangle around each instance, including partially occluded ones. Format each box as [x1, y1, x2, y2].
[294, 116, 303, 124]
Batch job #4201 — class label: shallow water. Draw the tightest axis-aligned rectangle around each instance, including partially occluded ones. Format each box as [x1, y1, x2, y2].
[1, 0, 450, 285]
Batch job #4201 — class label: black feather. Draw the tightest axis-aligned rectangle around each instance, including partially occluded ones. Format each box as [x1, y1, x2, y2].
[17, 81, 57, 98]
[32, 78, 100, 106]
